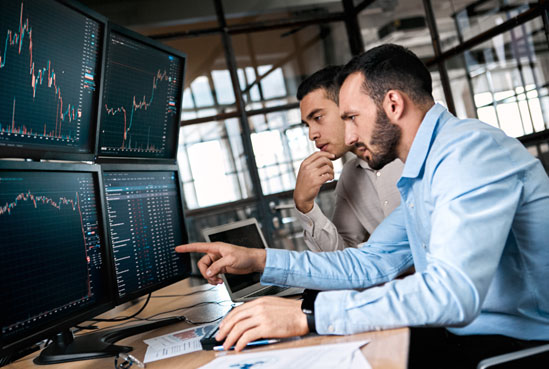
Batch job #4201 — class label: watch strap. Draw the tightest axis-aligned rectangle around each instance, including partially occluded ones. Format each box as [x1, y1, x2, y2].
[301, 289, 320, 333]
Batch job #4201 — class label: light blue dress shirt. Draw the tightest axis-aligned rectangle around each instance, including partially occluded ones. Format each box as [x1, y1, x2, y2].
[262, 104, 549, 340]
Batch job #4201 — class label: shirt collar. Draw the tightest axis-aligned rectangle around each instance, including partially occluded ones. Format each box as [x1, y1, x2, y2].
[401, 103, 448, 179]
[356, 158, 372, 170]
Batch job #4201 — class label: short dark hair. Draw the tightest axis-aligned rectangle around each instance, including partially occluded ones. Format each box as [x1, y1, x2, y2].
[296, 65, 342, 103]
[337, 44, 433, 106]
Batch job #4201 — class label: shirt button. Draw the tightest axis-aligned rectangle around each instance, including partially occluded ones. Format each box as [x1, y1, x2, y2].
[422, 243, 427, 250]
[328, 325, 335, 333]
[376, 172, 381, 177]
[384, 200, 388, 206]
[409, 203, 414, 208]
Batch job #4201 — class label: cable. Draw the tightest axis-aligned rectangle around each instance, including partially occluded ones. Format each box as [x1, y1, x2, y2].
[74, 324, 99, 331]
[83, 300, 231, 335]
[91, 293, 152, 322]
[138, 300, 231, 321]
[185, 315, 225, 325]
[151, 285, 217, 298]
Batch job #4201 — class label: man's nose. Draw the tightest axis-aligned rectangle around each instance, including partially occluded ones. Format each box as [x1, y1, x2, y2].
[344, 123, 357, 146]
[308, 126, 319, 141]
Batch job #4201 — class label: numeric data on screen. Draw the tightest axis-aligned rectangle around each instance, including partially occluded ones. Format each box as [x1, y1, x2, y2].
[103, 171, 186, 298]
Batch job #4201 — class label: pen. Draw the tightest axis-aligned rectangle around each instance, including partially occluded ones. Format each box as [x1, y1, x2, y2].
[213, 339, 280, 351]
[118, 353, 145, 368]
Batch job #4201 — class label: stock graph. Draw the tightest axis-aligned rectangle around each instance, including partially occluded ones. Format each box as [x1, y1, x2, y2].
[0, 171, 104, 337]
[98, 31, 183, 159]
[0, 0, 103, 155]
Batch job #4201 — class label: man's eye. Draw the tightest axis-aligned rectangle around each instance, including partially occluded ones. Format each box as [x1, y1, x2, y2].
[314, 115, 322, 121]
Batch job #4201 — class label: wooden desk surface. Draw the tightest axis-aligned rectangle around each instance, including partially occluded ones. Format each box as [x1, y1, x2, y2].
[8, 280, 409, 369]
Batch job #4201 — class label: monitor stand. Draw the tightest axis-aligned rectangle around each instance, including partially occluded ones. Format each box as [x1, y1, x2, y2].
[34, 316, 185, 365]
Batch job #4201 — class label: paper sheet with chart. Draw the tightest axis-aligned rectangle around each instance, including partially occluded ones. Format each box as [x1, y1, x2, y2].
[197, 340, 371, 369]
[143, 323, 216, 363]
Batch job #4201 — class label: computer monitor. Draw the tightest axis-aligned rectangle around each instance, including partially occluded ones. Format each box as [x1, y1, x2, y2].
[0, 161, 115, 363]
[0, 0, 106, 161]
[101, 164, 191, 304]
[97, 24, 186, 162]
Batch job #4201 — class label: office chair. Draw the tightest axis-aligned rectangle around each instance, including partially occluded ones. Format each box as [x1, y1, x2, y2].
[477, 343, 549, 369]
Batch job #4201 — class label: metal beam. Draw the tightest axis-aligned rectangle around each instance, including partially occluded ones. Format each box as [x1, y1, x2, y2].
[213, 0, 273, 243]
[151, 12, 345, 41]
[423, 0, 456, 115]
[424, 4, 545, 66]
[342, 0, 364, 55]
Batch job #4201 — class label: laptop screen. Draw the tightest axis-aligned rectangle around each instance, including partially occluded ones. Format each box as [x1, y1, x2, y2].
[206, 223, 264, 293]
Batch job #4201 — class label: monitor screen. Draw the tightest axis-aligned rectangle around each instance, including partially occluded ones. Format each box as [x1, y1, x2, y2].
[0, 162, 113, 357]
[102, 165, 190, 302]
[97, 26, 185, 161]
[0, 0, 105, 160]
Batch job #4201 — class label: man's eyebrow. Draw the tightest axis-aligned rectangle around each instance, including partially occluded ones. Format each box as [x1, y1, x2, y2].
[340, 111, 353, 120]
[305, 108, 323, 121]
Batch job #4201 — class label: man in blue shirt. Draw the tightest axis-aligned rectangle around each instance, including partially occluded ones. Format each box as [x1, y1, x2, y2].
[176, 44, 549, 366]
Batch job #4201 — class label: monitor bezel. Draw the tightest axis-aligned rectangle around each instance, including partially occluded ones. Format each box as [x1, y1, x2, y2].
[0, 0, 108, 162]
[100, 163, 191, 305]
[0, 160, 116, 357]
[95, 23, 187, 164]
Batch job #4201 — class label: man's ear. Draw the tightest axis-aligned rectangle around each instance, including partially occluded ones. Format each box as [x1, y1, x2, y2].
[383, 90, 405, 121]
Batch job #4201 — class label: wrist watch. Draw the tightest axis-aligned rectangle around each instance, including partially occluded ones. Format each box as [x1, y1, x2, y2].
[301, 289, 320, 333]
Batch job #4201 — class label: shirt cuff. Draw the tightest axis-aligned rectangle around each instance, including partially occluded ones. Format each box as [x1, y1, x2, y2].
[314, 289, 381, 335]
[295, 202, 330, 237]
[314, 290, 347, 335]
[260, 248, 291, 286]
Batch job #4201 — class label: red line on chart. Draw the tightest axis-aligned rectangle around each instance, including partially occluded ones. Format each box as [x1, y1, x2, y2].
[75, 191, 92, 296]
[104, 69, 169, 150]
[0, 190, 78, 215]
[1, 189, 92, 297]
[0, 2, 78, 140]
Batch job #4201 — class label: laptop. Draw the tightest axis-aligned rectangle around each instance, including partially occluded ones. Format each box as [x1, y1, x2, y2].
[202, 218, 303, 302]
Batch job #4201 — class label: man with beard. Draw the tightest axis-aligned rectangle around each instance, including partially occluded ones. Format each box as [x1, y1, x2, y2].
[294, 66, 402, 251]
[176, 44, 549, 367]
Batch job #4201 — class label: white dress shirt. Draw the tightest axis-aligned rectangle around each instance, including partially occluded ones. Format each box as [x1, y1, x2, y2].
[296, 157, 403, 251]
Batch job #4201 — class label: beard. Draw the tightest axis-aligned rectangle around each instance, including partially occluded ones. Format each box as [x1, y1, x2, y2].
[355, 107, 401, 170]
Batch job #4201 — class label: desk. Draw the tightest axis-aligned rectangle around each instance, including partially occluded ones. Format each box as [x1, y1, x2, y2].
[9, 279, 409, 369]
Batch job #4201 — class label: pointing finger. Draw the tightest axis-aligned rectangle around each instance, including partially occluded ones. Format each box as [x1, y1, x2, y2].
[175, 242, 217, 254]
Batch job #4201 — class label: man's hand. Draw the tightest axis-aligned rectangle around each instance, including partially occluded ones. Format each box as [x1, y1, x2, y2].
[216, 297, 308, 351]
[174, 242, 266, 285]
[294, 151, 336, 213]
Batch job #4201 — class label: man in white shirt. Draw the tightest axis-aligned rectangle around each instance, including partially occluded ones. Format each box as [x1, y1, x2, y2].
[295, 66, 403, 251]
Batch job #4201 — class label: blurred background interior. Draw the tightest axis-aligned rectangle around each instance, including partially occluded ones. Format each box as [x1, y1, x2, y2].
[78, 0, 549, 256]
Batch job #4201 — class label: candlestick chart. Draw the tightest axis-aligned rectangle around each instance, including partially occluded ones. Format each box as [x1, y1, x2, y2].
[0, 170, 104, 335]
[98, 30, 183, 159]
[0, 0, 103, 156]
